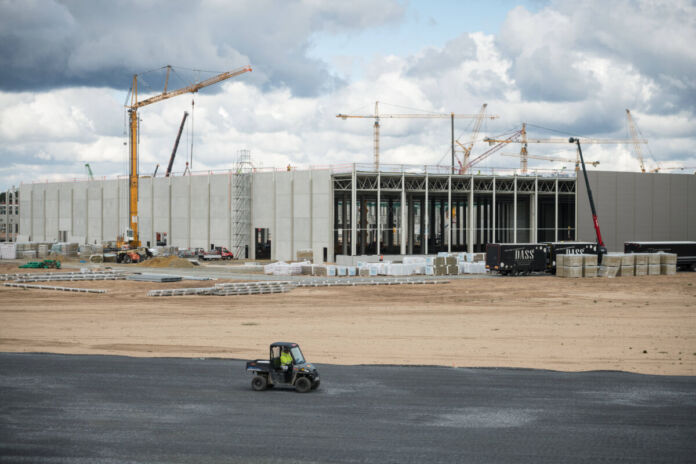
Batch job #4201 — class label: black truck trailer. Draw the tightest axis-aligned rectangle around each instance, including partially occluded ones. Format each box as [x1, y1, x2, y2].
[486, 243, 548, 276]
[624, 241, 696, 271]
[545, 242, 599, 272]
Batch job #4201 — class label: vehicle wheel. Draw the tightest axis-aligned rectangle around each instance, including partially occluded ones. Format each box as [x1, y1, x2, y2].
[123, 255, 132, 264]
[251, 375, 268, 391]
[691, 263, 696, 272]
[311, 379, 320, 390]
[295, 377, 312, 393]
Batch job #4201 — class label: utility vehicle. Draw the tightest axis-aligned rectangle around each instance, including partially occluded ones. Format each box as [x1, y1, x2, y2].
[246, 342, 320, 393]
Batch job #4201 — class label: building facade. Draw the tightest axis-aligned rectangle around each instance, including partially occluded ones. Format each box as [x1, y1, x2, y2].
[17, 167, 696, 261]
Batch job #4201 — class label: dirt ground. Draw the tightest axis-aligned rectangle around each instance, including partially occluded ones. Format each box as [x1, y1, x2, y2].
[1, 262, 695, 375]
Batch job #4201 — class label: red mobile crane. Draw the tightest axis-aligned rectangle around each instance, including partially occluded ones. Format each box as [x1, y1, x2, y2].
[570, 137, 607, 261]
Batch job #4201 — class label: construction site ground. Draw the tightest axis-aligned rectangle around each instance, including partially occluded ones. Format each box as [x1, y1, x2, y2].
[1, 260, 695, 376]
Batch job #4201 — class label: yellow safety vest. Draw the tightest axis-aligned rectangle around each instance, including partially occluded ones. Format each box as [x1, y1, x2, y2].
[280, 352, 292, 365]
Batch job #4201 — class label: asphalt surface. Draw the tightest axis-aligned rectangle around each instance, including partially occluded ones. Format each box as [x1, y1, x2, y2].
[1, 353, 695, 464]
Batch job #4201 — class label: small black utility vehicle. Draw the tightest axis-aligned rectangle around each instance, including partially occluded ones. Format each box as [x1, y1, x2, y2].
[246, 342, 320, 393]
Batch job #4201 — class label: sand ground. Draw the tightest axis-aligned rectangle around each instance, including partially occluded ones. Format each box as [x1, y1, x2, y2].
[1, 262, 695, 375]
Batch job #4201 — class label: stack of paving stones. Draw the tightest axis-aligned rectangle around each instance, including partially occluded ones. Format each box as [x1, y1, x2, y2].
[582, 254, 598, 277]
[648, 253, 661, 275]
[599, 254, 622, 277]
[617, 253, 635, 277]
[633, 253, 649, 276]
[557, 254, 584, 278]
[660, 253, 677, 275]
[445, 255, 458, 276]
[597, 252, 675, 278]
[433, 257, 447, 276]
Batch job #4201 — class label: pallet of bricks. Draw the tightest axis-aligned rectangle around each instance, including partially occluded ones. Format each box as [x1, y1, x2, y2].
[598, 252, 676, 278]
[556, 254, 597, 278]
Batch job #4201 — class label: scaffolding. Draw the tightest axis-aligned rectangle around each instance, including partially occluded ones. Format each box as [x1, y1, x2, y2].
[231, 150, 252, 258]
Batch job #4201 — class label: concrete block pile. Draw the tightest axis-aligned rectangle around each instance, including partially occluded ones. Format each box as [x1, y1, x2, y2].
[556, 254, 595, 278]
[595, 252, 677, 278]
[263, 252, 487, 278]
[557, 251, 679, 278]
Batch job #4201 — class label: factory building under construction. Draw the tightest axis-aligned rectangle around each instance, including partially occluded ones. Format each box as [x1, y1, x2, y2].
[14, 158, 696, 261]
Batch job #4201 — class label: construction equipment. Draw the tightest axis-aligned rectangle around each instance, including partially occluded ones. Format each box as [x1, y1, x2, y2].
[246, 342, 320, 393]
[570, 137, 607, 261]
[651, 166, 696, 173]
[85, 163, 94, 180]
[124, 64, 252, 248]
[462, 132, 521, 172]
[484, 125, 647, 174]
[166, 111, 189, 177]
[625, 109, 650, 172]
[501, 152, 600, 170]
[336, 102, 498, 172]
[454, 103, 490, 173]
[152, 164, 160, 177]
[19, 259, 61, 269]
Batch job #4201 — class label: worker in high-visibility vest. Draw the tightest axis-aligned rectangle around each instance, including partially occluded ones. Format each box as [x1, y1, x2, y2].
[280, 347, 293, 382]
[280, 347, 293, 366]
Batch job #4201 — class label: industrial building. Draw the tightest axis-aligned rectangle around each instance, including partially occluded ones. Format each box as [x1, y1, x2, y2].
[1, 189, 19, 243]
[16, 162, 696, 261]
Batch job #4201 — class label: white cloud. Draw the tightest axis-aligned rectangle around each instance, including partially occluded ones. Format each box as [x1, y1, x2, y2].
[1, 0, 695, 191]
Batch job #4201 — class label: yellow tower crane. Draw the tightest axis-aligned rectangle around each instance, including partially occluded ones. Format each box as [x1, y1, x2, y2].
[123, 65, 252, 247]
[336, 102, 498, 172]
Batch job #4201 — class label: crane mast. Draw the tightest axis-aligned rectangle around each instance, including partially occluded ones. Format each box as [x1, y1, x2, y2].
[124, 65, 252, 247]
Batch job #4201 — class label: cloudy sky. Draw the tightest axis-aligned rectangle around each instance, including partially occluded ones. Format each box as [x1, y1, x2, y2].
[1, 0, 695, 191]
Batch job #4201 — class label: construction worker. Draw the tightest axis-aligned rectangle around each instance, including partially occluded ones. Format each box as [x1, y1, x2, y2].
[280, 347, 293, 366]
[280, 347, 293, 382]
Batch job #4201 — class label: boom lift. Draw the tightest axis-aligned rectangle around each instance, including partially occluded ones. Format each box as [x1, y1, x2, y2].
[123, 64, 252, 248]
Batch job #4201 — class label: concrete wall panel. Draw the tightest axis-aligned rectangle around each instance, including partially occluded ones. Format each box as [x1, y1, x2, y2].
[689, 176, 696, 237]
[579, 171, 696, 251]
[652, 174, 670, 240]
[669, 175, 687, 240]
[170, 176, 190, 247]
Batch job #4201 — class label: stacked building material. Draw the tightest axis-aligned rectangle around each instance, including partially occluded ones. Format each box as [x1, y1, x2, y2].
[561, 255, 583, 278]
[556, 254, 566, 277]
[599, 253, 621, 278]
[4, 283, 107, 293]
[660, 253, 677, 275]
[633, 254, 649, 276]
[617, 254, 635, 276]
[582, 254, 598, 277]
[648, 253, 661, 275]
[296, 249, 313, 262]
[445, 256, 458, 275]
[10, 271, 126, 283]
[127, 274, 183, 283]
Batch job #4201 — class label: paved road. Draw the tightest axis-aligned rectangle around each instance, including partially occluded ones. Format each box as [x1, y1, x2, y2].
[1, 353, 695, 463]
